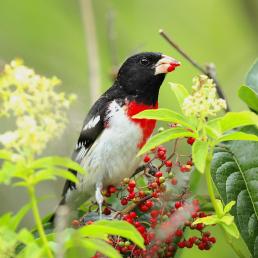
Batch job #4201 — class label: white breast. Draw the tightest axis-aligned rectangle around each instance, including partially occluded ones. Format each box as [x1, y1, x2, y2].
[77, 100, 142, 193]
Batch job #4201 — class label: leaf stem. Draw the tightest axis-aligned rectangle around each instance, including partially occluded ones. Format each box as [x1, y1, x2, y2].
[204, 148, 221, 216]
[28, 186, 54, 258]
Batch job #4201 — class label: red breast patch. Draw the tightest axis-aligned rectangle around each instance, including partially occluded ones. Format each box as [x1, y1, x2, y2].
[127, 101, 158, 148]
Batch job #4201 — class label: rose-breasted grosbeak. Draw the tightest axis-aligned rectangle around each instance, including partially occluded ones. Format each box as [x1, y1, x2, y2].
[59, 52, 180, 216]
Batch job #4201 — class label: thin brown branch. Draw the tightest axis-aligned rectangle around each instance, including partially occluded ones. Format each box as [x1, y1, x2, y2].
[159, 29, 230, 112]
[80, 0, 101, 104]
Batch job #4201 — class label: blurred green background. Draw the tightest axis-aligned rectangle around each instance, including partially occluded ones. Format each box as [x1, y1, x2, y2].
[0, 0, 257, 257]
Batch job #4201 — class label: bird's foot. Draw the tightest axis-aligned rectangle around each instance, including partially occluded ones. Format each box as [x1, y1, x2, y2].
[95, 182, 104, 220]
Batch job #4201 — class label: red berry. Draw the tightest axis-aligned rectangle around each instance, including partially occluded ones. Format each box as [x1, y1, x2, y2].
[143, 155, 151, 163]
[128, 180, 136, 188]
[150, 210, 159, 218]
[121, 198, 128, 205]
[155, 171, 163, 177]
[128, 192, 135, 199]
[140, 205, 149, 212]
[152, 191, 159, 198]
[175, 229, 183, 237]
[196, 223, 204, 231]
[209, 237, 216, 243]
[107, 185, 117, 193]
[145, 200, 153, 208]
[138, 191, 145, 198]
[127, 186, 135, 193]
[187, 160, 193, 166]
[157, 146, 166, 152]
[187, 137, 196, 145]
[165, 160, 173, 167]
[103, 207, 111, 215]
[177, 241, 186, 248]
[175, 201, 182, 209]
[171, 178, 177, 185]
[129, 211, 137, 218]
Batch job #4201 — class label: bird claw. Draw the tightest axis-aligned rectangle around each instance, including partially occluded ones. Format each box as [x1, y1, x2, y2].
[95, 182, 104, 220]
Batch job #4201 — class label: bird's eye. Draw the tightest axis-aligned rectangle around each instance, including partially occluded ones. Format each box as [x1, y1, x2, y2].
[140, 57, 150, 66]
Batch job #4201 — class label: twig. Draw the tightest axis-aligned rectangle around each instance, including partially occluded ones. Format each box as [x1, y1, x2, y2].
[55, 205, 69, 258]
[80, 0, 101, 104]
[159, 29, 230, 112]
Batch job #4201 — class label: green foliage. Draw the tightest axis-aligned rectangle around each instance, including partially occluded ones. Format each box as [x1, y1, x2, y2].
[211, 126, 258, 258]
[63, 220, 144, 258]
[0, 60, 144, 258]
[137, 127, 196, 156]
[193, 200, 239, 238]
[239, 59, 258, 112]
[135, 74, 258, 250]
[192, 140, 209, 174]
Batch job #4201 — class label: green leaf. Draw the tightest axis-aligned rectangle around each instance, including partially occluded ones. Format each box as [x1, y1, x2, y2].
[192, 215, 220, 225]
[217, 131, 258, 143]
[211, 125, 258, 257]
[169, 83, 189, 111]
[220, 214, 234, 225]
[246, 59, 258, 92]
[0, 149, 16, 161]
[215, 199, 224, 217]
[33, 168, 79, 185]
[219, 111, 258, 133]
[238, 85, 258, 112]
[80, 239, 121, 258]
[221, 223, 240, 239]
[87, 220, 145, 249]
[31, 156, 85, 174]
[138, 128, 197, 156]
[11, 203, 31, 230]
[132, 108, 195, 130]
[192, 140, 209, 174]
[224, 201, 236, 214]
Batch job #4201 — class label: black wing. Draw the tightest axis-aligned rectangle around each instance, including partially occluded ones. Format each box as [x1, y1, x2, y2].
[61, 94, 111, 197]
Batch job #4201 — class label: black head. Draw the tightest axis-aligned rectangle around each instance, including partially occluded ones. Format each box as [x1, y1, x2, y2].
[116, 52, 180, 105]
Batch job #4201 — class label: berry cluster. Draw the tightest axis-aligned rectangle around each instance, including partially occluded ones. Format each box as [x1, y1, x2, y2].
[76, 137, 217, 257]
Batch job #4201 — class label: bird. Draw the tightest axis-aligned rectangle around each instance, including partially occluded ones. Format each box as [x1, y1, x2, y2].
[58, 52, 180, 218]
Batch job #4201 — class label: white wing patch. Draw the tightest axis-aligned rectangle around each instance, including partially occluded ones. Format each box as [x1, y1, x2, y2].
[83, 116, 100, 131]
[76, 146, 88, 161]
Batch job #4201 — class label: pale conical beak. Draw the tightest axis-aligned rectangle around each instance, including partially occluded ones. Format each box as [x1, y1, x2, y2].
[154, 55, 180, 75]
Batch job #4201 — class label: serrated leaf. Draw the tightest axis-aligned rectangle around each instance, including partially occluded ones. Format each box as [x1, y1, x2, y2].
[216, 131, 258, 143]
[31, 156, 85, 174]
[219, 111, 258, 133]
[169, 83, 189, 111]
[133, 108, 195, 130]
[238, 85, 258, 112]
[138, 128, 197, 156]
[211, 125, 258, 257]
[192, 140, 209, 173]
[88, 220, 145, 249]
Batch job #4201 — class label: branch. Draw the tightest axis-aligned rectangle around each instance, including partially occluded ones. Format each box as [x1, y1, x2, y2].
[159, 29, 230, 112]
[80, 0, 101, 104]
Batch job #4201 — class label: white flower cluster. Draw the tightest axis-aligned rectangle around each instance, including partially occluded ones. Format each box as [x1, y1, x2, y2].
[0, 59, 76, 157]
[182, 75, 227, 118]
